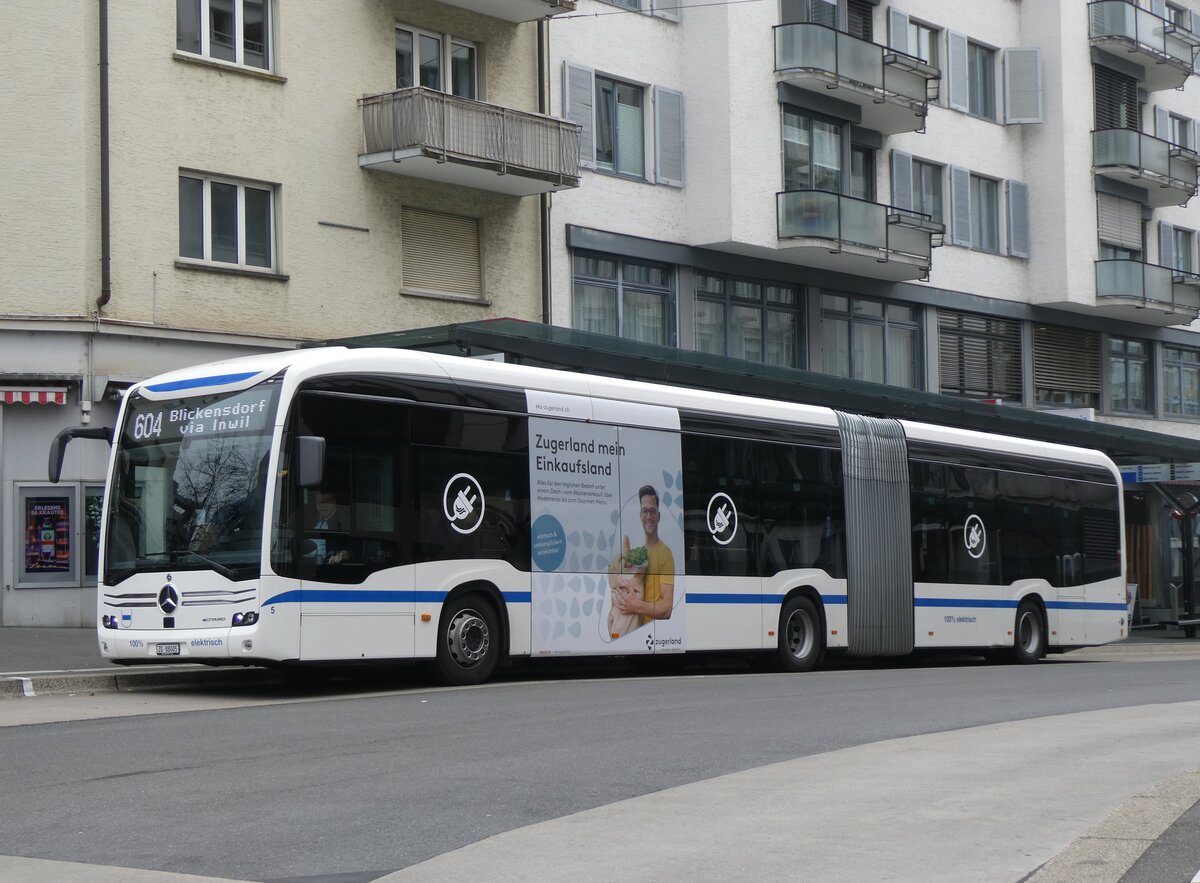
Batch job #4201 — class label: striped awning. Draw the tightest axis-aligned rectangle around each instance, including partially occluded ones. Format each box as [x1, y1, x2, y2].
[1, 387, 67, 405]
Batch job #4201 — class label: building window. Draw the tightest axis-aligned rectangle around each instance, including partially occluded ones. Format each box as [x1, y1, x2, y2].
[1174, 227, 1195, 273]
[781, 0, 837, 27]
[822, 294, 920, 388]
[573, 253, 671, 344]
[1170, 114, 1192, 150]
[595, 76, 645, 177]
[402, 207, 482, 300]
[396, 25, 476, 99]
[846, 0, 874, 41]
[1094, 65, 1139, 131]
[967, 42, 996, 120]
[783, 108, 842, 192]
[603, 0, 642, 9]
[850, 145, 875, 201]
[1033, 324, 1101, 408]
[1167, 3, 1190, 29]
[694, 274, 804, 367]
[179, 174, 275, 270]
[1109, 337, 1150, 414]
[177, 0, 271, 70]
[938, 310, 1022, 404]
[908, 20, 939, 68]
[913, 160, 943, 225]
[1164, 347, 1200, 417]
[970, 174, 1000, 253]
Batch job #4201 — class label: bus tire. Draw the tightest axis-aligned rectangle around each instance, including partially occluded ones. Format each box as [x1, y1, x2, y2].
[776, 595, 822, 673]
[436, 594, 500, 686]
[1011, 600, 1046, 664]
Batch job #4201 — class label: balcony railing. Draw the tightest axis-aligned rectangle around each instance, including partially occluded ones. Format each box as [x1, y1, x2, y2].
[434, 0, 576, 23]
[777, 190, 944, 281]
[1088, 0, 1198, 91]
[1096, 259, 1200, 323]
[774, 23, 940, 135]
[359, 87, 581, 196]
[1093, 129, 1198, 206]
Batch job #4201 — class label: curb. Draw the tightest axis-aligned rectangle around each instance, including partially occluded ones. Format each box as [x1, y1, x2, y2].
[0, 667, 281, 699]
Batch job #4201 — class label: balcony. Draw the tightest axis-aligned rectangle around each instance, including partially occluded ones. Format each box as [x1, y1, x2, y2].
[1095, 259, 1200, 325]
[1088, 0, 1199, 91]
[359, 88, 581, 196]
[435, 0, 576, 23]
[776, 190, 944, 281]
[774, 23, 940, 135]
[1093, 129, 1198, 206]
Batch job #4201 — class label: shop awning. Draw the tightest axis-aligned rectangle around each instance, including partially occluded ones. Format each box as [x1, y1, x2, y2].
[1, 387, 67, 405]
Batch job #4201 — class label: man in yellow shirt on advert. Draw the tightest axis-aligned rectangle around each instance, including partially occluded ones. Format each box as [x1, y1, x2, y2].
[613, 484, 676, 628]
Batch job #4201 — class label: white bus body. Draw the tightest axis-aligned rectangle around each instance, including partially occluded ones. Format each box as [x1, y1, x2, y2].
[91, 347, 1128, 683]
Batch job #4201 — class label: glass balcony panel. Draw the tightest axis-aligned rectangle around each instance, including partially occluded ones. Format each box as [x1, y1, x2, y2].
[1140, 135, 1171, 177]
[1144, 263, 1175, 306]
[1093, 128, 1136, 168]
[839, 197, 885, 249]
[775, 23, 836, 74]
[779, 190, 841, 239]
[889, 224, 932, 260]
[837, 32, 882, 89]
[1089, 1, 1195, 70]
[884, 65, 926, 103]
[1096, 259, 1145, 299]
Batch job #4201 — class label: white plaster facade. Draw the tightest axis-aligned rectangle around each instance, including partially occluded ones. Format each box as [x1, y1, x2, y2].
[545, 0, 1200, 442]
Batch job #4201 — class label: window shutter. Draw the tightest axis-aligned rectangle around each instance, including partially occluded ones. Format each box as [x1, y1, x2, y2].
[1155, 105, 1169, 139]
[563, 62, 596, 169]
[1093, 65, 1139, 131]
[1160, 221, 1176, 267]
[401, 207, 482, 299]
[1006, 180, 1030, 258]
[845, 0, 873, 41]
[891, 150, 914, 211]
[1033, 325, 1101, 396]
[938, 310, 1023, 402]
[1003, 48, 1042, 124]
[1097, 194, 1143, 250]
[887, 8, 909, 53]
[949, 165, 972, 246]
[651, 0, 680, 22]
[654, 86, 684, 187]
[946, 31, 969, 112]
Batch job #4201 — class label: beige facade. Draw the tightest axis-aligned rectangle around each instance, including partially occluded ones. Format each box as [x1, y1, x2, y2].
[0, 0, 577, 624]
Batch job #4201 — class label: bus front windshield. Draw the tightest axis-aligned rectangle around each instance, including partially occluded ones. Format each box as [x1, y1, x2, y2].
[104, 380, 282, 585]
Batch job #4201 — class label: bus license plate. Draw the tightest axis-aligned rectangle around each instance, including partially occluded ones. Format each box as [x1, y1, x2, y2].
[155, 643, 181, 657]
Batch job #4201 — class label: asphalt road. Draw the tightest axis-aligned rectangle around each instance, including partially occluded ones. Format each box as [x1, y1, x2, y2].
[2, 656, 1200, 882]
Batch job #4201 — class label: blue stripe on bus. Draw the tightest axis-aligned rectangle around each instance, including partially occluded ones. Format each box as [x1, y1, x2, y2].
[1045, 600, 1127, 611]
[146, 371, 260, 392]
[261, 589, 533, 606]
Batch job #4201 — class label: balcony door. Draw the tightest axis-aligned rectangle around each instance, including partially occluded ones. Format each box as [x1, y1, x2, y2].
[783, 107, 843, 193]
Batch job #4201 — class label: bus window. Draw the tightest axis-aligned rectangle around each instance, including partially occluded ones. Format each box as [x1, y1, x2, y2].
[682, 434, 757, 577]
[758, 442, 845, 578]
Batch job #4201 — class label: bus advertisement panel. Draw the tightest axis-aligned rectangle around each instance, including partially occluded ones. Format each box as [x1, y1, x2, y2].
[527, 391, 685, 656]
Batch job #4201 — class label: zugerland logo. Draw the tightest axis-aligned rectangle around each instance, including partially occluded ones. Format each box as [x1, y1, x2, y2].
[645, 634, 683, 653]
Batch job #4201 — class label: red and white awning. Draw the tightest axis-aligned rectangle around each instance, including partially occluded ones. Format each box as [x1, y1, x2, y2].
[1, 387, 67, 405]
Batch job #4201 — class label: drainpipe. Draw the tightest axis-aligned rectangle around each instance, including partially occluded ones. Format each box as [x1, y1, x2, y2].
[538, 19, 552, 326]
[97, 0, 112, 311]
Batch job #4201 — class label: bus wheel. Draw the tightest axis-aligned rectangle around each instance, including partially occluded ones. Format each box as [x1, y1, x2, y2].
[776, 595, 822, 673]
[1011, 600, 1046, 664]
[437, 594, 500, 686]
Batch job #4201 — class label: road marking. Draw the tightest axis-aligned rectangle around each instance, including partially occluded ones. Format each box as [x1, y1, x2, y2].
[1189, 867, 1200, 883]
[18, 678, 35, 698]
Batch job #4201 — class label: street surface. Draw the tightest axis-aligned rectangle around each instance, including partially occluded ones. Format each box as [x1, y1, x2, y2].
[1, 653, 1199, 882]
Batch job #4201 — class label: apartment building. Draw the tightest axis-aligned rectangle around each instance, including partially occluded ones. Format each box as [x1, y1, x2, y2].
[545, 0, 1200, 622]
[0, 0, 576, 624]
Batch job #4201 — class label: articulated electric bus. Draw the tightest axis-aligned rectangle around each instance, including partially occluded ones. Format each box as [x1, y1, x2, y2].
[51, 346, 1129, 684]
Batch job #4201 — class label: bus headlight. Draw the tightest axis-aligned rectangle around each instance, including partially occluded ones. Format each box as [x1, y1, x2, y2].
[231, 611, 259, 627]
[101, 615, 119, 630]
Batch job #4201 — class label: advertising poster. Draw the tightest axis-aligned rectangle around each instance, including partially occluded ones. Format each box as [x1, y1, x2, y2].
[527, 391, 685, 655]
[24, 497, 72, 574]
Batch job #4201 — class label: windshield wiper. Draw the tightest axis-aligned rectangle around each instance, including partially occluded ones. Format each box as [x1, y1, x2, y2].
[169, 549, 240, 581]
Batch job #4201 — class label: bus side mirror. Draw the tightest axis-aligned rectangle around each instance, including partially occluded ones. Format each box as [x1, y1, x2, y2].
[295, 436, 326, 488]
[48, 426, 113, 484]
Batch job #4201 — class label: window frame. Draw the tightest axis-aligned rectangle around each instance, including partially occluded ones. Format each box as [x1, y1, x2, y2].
[572, 252, 674, 344]
[908, 19, 940, 69]
[1164, 346, 1200, 418]
[966, 39, 997, 121]
[176, 0, 272, 72]
[178, 172, 277, 272]
[1107, 336, 1152, 415]
[821, 293, 922, 389]
[395, 23, 477, 99]
[912, 159, 943, 225]
[594, 73, 647, 179]
[969, 173, 1001, 254]
[782, 106, 844, 194]
[694, 273, 805, 368]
